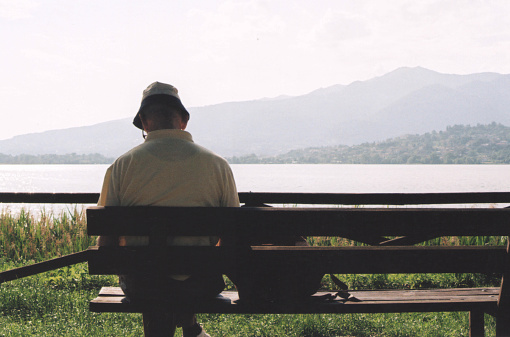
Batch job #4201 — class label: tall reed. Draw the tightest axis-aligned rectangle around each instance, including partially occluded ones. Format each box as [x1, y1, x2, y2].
[0, 207, 96, 263]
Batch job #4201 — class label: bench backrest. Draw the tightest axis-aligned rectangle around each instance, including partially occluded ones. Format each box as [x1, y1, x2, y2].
[86, 206, 510, 277]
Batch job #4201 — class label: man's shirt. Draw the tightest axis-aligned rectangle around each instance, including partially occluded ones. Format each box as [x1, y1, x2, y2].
[97, 129, 240, 247]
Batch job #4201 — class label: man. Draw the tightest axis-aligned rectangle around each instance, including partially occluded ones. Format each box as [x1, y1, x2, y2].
[97, 81, 240, 337]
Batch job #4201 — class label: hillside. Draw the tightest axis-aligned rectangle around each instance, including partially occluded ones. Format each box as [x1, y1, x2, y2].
[0, 153, 114, 165]
[228, 123, 510, 164]
[0, 67, 509, 158]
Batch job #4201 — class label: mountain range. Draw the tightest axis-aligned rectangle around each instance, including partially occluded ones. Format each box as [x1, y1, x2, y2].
[229, 123, 510, 164]
[1, 67, 509, 158]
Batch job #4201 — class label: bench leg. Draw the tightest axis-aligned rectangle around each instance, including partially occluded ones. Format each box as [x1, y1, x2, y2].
[469, 310, 484, 337]
[143, 312, 177, 337]
[496, 312, 510, 337]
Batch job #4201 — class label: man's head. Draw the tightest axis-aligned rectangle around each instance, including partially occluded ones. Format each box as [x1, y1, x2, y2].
[133, 82, 190, 132]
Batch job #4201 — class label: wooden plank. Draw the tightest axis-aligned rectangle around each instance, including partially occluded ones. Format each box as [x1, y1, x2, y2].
[87, 246, 507, 275]
[496, 239, 510, 336]
[99, 287, 126, 296]
[2, 192, 510, 205]
[0, 250, 91, 283]
[90, 287, 499, 314]
[90, 292, 233, 313]
[239, 192, 510, 206]
[86, 207, 510, 237]
[207, 289, 500, 304]
[200, 287, 498, 302]
[378, 234, 442, 246]
[0, 192, 99, 204]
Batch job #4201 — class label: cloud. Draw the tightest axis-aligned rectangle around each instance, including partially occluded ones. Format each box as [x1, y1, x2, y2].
[0, 0, 38, 20]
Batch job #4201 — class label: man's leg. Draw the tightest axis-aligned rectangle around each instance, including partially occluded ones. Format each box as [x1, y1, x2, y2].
[174, 274, 224, 337]
[123, 274, 223, 337]
[142, 311, 176, 337]
[177, 313, 205, 337]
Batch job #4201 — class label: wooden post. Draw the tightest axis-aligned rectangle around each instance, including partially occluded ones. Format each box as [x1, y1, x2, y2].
[496, 238, 510, 337]
[469, 310, 484, 337]
[0, 250, 91, 283]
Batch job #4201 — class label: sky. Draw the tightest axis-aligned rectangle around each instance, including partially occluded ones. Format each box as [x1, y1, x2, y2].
[1, 0, 509, 140]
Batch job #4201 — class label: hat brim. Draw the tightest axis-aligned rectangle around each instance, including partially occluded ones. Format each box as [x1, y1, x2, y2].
[133, 94, 190, 129]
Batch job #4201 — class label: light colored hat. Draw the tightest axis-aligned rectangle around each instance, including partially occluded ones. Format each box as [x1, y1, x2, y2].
[133, 81, 190, 129]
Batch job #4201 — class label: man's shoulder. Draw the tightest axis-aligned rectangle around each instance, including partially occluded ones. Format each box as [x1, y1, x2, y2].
[111, 143, 146, 165]
[193, 143, 230, 164]
[111, 139, 231, 168]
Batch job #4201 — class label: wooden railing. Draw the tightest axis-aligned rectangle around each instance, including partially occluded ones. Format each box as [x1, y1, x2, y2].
[1, 192, 510, 206]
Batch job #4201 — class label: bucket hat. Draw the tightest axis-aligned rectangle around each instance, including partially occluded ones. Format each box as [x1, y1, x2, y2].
[133, 82, 190, 129]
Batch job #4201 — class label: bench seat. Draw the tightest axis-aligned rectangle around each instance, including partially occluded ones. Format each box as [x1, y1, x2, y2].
[90, 286, 499, 315]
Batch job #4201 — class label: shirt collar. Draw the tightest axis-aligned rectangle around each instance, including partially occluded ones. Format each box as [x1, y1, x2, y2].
[145, 129, 193, 143]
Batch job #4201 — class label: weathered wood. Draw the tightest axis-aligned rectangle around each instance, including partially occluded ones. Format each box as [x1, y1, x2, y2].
[239, 192, 510, 206]
[86, 207, 510, 237]
[90, 287, 499, 314]
[87, 245, 507, 275]
[0, 250, 91, 283]
[496, 239, 510, 336]
[83, 199, 510, 336]
[470, 309, 485, 337]
[3, 191, 510, 205]
[0, 192, 99, 204]
[377, 234, 442, 246]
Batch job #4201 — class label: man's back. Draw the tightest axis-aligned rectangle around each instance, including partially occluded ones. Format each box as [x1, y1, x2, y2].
[99, 129, 238, 208]
[98, 129, 239, 247]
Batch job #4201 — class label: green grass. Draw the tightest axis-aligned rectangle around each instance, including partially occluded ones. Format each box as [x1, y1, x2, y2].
[0, 272, 498, 336]
[0, 272, 143, 336]
[0, 208, 504, 336]
[0, 268, 498, 336]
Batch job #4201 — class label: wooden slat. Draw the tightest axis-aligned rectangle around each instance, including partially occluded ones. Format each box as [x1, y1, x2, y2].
[90, 291, 233, 313]
[0, 250, 91, 283]
[87, 246, 507, 275]
[496, 240, 510, 336]
[378, 234, 441, 246]
[239, 192, 510, 206]
[0, 192, 99, 204]
[86, 206, 510, 237]
[2, 192, 510, 205]
[90, 287, 499, 314]
[99, 286, 125, 296]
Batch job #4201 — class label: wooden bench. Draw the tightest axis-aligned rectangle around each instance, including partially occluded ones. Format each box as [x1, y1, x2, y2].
[86, 193, 510, 337]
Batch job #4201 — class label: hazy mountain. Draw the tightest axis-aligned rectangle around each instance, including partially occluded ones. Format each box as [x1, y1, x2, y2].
[229, 123, 510, 164]
[1, 67, 508, 158]
[0, 119, 142, 158]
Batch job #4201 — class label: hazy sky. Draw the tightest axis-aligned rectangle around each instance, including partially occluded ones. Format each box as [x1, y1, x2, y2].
[1, 0, 509, 140]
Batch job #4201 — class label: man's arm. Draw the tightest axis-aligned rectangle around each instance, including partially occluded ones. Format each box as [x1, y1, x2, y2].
[96, 165, 118, 246]
[216, 164, 240, 246]
[221, 165, 240, 207]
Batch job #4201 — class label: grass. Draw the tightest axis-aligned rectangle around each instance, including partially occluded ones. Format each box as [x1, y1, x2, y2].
[0, 268, 498, 336]
[307, 235, 507, 247]
[0, 272, 498, 336]
[0, 207, 505, 336]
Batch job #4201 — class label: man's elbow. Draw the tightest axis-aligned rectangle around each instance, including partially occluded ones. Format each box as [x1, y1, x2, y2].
[97, 235, 116, 246]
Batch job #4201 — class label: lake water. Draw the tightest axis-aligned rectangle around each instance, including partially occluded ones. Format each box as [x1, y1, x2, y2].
[0, 164, 508, 193]
[0, 164, 509, 213]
